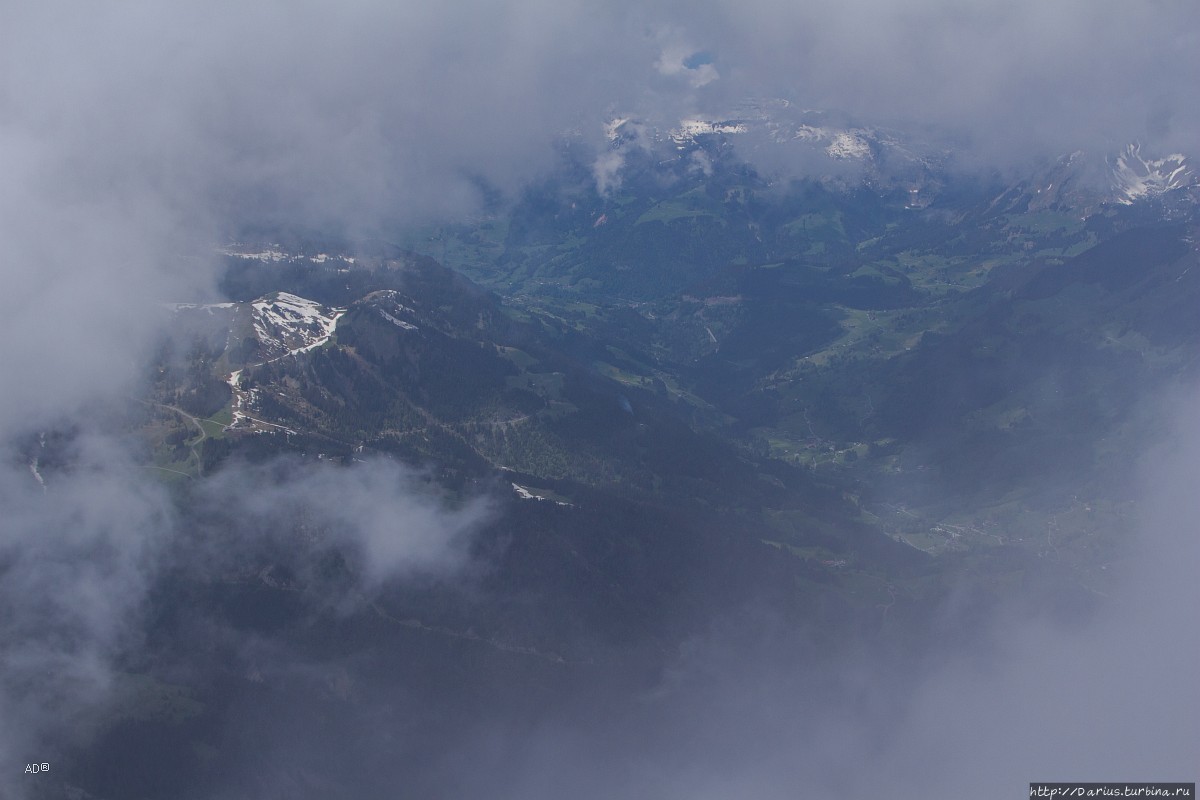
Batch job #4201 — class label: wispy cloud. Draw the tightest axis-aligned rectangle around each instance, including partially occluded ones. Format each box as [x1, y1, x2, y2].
[0, 3, 1197, 796]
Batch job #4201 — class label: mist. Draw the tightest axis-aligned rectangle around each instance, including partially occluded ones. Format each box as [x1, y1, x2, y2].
[140, 385, 1200, 800]
[191, 457, 492, 588]
[2, 1, 1198, 797]
[0, 434, 170, 769]
[422, 387, 1200, 800]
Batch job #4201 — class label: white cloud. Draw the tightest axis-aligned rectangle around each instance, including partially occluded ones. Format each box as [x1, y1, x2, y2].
[655, 40, 721, 88]
[592, 150, 627, 195]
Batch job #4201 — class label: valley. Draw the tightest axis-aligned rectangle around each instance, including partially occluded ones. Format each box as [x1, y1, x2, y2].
[60, 119, 1199, 800]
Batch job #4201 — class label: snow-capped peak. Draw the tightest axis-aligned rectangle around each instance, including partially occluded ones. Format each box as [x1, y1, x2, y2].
[219, 243, 356, 265]
[629, 105, 894, 167]
[1109, 143, 1195, 204]
[670, 119, 749, 147]
[251, 292, 344, 358]
[825, 131, 872, 160]
[605, 117, 631, 142]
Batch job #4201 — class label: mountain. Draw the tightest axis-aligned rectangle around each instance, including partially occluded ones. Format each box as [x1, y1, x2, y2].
[403, 121, 1200, 563]
[51, 115, 1200, 799]
[69, 239, 955, 798]
[987, 146, 1197, 215]
[614, 100, 939, 166]
[247, 292, 343, 360]
[167, 251, 892, 539]
[607, 103, 1195, 217]
[1109, 142, 1195, 204]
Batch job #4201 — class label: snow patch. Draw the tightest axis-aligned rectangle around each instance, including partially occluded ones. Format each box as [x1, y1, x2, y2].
[29, 458, 46, 491]
[1110, 143, 1195, 204]
[605, 117, 630, 141]
[221, 246, 290, 262]
[251, 292, 343, 358]
[671, 119, 748, 146]
[225, 294, 344, 432]
[380, 309, 418, 331]
[790, 124, 827, 143]
[219, 245, 356, 265]
[512, 483, 571, 506]
[226, 369, 248, 426]
[288, 308, 345, 355]
[826, 132, 872, 160]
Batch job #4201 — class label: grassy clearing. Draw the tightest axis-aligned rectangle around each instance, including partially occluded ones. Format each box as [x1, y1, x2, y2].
[497, 346, 539, 370]
[593, 361, 646, 386]
[507, 371, 566, 401]
[782, 211, 845, 239]
[635, 190, 722, 226]
[198, 417, 227, 439]
[635, 203, 717, 226]
[1006, 210, 1083, 235]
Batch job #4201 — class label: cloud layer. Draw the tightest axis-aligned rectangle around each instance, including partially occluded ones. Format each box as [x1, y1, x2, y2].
[1, 2, 1198, 796]
[438, 389, 1200, 800]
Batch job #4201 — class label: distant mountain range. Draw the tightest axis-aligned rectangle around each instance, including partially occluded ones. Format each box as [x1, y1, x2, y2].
[58, 110, 1200, 798]
[604, 100, 1196, 210]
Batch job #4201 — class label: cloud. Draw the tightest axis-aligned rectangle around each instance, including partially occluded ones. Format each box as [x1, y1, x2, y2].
[655, 37, 721, 88]
[0, 434, 171, 773]
[0, 445, 493, 793]
[435, 386, 1200, 800]
[686, 0, 1200, 161]
[0, 2, 1197, 796]
[592, 150, 627, 195]
[3, 3, 1197, 261]
[196, 457, 492, 588]
[837, 386, 1200, 794]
